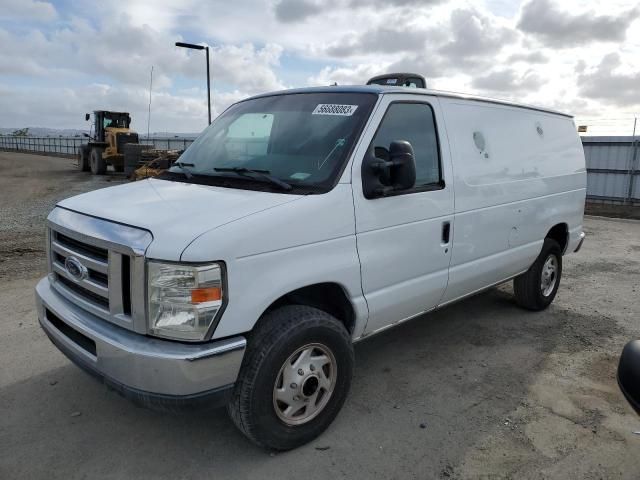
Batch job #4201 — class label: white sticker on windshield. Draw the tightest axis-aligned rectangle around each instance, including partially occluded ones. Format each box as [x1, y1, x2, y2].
[290, 172, 311, 180]
[312, 104, 358, 116]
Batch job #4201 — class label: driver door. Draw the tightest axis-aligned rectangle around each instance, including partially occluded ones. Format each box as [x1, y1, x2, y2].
[352, 95, 454, 335]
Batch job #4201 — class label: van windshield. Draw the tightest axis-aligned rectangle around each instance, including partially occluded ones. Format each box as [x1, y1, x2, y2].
[163, 92, 377, 193]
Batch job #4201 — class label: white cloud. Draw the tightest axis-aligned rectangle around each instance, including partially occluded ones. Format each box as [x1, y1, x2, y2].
[472, 69, 544, 94]
[1, 0, 639, 134]
[308, 64, 386, 86]
[0, 82, 249, 133]
[273, 0, 323, 23]
[0, 0, 57, 22]
[518, 0, 640, 47]
[578, 53, 640, 107]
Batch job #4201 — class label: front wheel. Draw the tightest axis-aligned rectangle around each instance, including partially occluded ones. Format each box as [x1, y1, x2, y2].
[89, 148, 106, 175]
[514, 238, 562, 311]
[77, 146, 90, 171]
[228, 305, 354, 450]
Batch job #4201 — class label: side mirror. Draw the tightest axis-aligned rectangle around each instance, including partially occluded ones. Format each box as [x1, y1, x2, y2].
[618, 340, 640, 414]
[83, 133, 89, 138]
[362, 140, 416, 199]
[85, 113, 90, 121]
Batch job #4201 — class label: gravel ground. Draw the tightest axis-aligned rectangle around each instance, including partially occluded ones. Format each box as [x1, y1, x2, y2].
[1, 152, 639, 479]
[0, 152, 127, 281]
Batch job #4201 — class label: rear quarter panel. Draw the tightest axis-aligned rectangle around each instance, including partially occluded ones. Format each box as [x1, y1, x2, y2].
[438, 97, 586, 303]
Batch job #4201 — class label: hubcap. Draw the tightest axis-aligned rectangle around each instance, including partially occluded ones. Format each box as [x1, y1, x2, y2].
[540, 254, 558, 297]
[273, 343, 337, 426]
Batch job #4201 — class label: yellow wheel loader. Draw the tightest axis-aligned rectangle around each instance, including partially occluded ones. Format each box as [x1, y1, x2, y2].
[78, 111, 139, 175]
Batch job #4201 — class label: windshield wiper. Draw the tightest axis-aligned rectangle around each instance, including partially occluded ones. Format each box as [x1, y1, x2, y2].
[174, 161, 195, 179]
[213, 167, 292, 191]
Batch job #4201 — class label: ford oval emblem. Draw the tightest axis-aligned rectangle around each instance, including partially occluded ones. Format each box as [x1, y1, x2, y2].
[64, 256, 88, 282]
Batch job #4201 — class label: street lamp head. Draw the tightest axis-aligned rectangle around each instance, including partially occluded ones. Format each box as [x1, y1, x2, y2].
[175, 42, 205, 50]
[174, 40, 212, 125]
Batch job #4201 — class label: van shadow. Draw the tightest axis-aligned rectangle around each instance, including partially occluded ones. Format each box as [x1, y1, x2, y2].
[0, 286, 603, 479]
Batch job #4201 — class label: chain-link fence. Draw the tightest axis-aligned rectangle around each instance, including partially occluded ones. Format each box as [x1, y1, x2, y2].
[0, 136, 196, 158]
[0, 136, 85, 157]
[139, 137, 195, 150]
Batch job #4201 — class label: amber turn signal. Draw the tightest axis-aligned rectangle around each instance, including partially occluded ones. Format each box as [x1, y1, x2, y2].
[191, 287, 222, 303]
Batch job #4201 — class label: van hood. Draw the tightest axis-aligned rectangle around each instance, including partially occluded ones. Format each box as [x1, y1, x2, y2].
[58, 178, 302, 260]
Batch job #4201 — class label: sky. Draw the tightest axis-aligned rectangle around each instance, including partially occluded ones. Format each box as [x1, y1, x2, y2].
[0, 0, 639, 135]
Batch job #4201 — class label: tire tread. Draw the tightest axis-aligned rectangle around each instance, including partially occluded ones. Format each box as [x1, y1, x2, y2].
[227, 305, 352, 449]
[514, 238, 562, 311]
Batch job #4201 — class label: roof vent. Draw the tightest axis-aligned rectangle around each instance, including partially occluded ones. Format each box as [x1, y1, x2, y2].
[366, 73, 427, 89]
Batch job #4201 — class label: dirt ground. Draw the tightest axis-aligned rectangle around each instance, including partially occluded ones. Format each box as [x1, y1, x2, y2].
[1, 151, 639, 480]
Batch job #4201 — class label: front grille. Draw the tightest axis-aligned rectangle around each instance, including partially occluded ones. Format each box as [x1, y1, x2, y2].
[56, 232, 108, 261]
[47, 208, 151, 334]
[49, 226, 136, 329]
[57, 275, 110, 309]
[121, 255, 132, 316]
[54, 250, 108, 287]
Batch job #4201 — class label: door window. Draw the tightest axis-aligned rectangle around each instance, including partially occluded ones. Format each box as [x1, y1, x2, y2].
[370, 102, 442, 190]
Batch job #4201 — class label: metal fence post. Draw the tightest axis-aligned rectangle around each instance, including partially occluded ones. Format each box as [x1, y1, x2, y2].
[628, 138, 639, 205]
[626, 118, 638, 205]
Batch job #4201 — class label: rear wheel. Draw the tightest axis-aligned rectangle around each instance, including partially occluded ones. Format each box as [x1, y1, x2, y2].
[514, 238, 562, 311]
[77, 145, 90, 171]
[228, 305, 354, 450]
[90, 148, 106, 175]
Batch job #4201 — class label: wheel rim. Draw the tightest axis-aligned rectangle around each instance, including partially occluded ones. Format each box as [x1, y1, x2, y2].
[272, 343, 337, 426]
[540, 254, 558, 297]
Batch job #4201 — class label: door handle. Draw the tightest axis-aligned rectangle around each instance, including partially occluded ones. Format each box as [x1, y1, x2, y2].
[442, 221, 451, 244]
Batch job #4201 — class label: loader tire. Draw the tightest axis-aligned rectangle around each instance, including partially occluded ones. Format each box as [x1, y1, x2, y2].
[78, 145, 90, 172]
[90, 148, 106, 175]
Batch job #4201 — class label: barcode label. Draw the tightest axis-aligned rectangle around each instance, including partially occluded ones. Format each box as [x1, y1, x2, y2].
[312, 104, 358, 116]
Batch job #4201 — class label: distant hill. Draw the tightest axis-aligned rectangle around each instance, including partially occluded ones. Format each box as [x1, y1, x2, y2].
[0, 127, 200, 138]
[0, 127, 88, 137]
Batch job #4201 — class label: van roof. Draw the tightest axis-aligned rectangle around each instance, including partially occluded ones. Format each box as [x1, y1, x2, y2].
[245, 85, 573, 119]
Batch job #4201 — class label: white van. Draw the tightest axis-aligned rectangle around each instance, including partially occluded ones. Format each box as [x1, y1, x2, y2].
[36, 81, 586, 450]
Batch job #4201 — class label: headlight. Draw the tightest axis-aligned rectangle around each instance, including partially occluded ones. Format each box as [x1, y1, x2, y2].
[147, 261, 224, 341]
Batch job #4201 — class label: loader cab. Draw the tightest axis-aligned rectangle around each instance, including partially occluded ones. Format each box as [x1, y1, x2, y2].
[93, 111, 132, 143]
[366, 73, 427, 89]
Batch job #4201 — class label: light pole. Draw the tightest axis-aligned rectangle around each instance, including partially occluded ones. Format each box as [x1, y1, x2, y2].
[175, 41, 211, 125]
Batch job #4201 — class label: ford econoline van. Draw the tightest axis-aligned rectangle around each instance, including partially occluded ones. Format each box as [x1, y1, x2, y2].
[36, 81, 586, 450]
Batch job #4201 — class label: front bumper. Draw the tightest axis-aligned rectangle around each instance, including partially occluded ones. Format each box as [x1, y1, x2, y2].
[36, 277, 246, 411]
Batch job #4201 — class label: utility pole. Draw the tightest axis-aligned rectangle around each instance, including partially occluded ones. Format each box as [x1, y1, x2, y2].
[205, 46, 211, 125]
[626, 117, 638, 205]
[147, 65, 154, 140]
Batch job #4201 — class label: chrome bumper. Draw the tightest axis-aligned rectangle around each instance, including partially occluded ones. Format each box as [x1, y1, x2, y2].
[36, 277, 245, 407]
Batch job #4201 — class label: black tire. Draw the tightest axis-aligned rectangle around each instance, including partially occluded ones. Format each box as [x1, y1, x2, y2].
[77, 145, 90, 171]
[90, 148, 106, 175]
[514, 238, 562, 311]
[228, 305, 354, 450]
